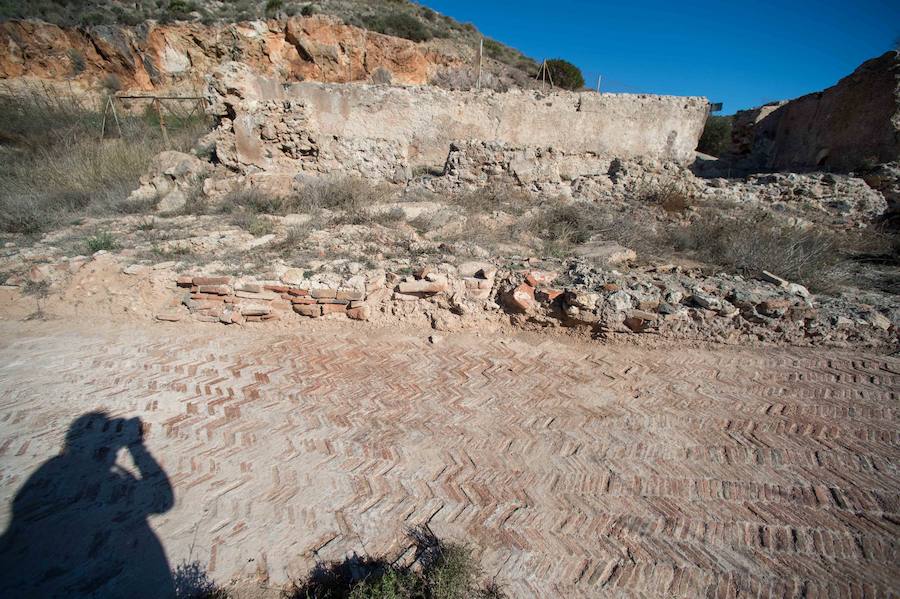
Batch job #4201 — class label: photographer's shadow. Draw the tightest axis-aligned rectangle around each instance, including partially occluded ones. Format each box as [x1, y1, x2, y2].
[0, 412, 175, 598]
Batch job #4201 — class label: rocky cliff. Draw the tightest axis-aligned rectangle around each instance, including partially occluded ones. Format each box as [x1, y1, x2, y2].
[728, 51, 900, 172]
[0, 15, 477, 93]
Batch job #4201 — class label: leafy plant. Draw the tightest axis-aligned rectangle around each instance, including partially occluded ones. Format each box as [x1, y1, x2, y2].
[544, 59, 584, 90]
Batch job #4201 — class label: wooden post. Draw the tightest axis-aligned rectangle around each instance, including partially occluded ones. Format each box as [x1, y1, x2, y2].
[100, 96, 110, 139]
[154, 97, 169, 146]
[110, 95, 123, 137]
[476, 38, 483, 90]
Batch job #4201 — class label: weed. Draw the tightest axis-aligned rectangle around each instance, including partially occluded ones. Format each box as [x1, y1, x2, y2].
[172, 560, 229, 599]
[666, 211, 847, 292]
[449, 185, 529, 216]
[0, 86, 208, 234]
[285, 527, 505, 599]
[22, 278, 51, 298]
[636, 180, 693, 213]
[136, 218, 156, 231]
[151, 244, 193, 259]
[85, 231, 117, 253]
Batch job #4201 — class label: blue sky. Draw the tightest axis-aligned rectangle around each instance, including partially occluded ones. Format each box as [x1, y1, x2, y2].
[420, 0, 899, 113]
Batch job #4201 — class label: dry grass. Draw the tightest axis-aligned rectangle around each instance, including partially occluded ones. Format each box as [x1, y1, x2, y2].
[636, 179, 693, 213]
[447, 184, 531, 216]
[0, 86, 207, 235]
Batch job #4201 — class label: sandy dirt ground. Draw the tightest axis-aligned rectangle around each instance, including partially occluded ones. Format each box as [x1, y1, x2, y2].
[0, 318, 898, 597]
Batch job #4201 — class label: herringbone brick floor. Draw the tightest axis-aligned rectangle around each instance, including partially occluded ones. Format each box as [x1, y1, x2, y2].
[0, 322, 898, 597]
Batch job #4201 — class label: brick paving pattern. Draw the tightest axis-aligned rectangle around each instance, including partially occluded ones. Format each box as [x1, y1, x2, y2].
[0, 324, 898, 597]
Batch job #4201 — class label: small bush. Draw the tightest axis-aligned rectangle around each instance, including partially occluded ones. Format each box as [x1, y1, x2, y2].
[66, 49, 85, 75]
[265, 0, 283, 16]
[544, 59, 584, 91]
[101, 73, 122, 93]
[637, 180, 693, 213]
[365, 12, 433, 43]
[300, 4, 315, 17]
[697, 115, 733, 157]
[85, 231, 118, 252]
[668, 211, 846, 292]
[450, 185, 529, 216]
[286, 527, 504, 599]
[172, 561, 229, 599]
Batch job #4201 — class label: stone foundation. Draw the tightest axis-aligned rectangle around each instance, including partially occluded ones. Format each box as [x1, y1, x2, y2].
[156, 262, 896, 349]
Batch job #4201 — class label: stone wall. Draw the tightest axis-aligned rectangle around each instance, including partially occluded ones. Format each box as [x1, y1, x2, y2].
[285, 82, 710, 165]
[205, 63, 710, 180]
[155, 262, 896, 348]
[728, 51, 900, 172]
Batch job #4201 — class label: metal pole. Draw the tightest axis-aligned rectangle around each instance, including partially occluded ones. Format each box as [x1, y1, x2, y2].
[596, 74, 602, 93]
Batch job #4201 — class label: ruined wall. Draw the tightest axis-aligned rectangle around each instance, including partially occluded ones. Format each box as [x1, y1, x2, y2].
[729, 51, 900, 172]
[286, 82, 709, 165]
[206, 63, 710, 179]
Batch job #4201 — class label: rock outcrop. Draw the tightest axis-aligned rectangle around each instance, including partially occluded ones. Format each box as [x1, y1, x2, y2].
[0, 15, 460, 93]
[728, 51, 900, 172]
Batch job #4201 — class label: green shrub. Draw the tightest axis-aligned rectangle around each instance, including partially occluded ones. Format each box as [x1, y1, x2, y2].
[365, 12, 433, 43]
[544, 59, 585, 90]
[697, 115, 733, 157]
[85, 231, 118, 252]
[66, 49, 86, 75]
[286, 527, 504, 599]
[265, 0, 283, 16]
[167, 0, 195, 19]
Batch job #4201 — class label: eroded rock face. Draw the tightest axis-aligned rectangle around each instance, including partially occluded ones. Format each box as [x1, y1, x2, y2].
[728, 51, 900, 172]
[0, 15, 452, 92]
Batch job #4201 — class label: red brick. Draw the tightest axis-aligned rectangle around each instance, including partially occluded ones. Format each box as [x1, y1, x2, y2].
[197, 284, 231, 295]
[291, 297, 317, 305]
[535, 288, 564, 303]
[176, 275, 194, 287]
[287, 288, 309, 297]
[397, 280, 447, 294]
[524, 270, 558, 287]
[310, 288, 336, 299]
[503, 283, 537, 312]
[347, 305, 371, 321]
[264, 284, 291, 293]
[321, 303, 347, 315]
[191, 293, 226, 301]
[193, 276, 231, 286]
[293, 304, 321, 318]
[336, 289, 365, 301]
